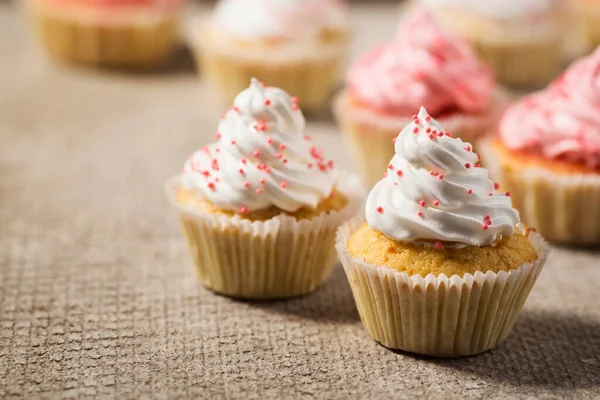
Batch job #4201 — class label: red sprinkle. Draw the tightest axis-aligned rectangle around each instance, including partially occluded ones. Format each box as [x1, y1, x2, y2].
[308, 163, 313, 169]
[231, 140, 236, 145]
[215, 132, 222, 139]
[433, 200, 440, 206]
[397, 170, 403, 177]
[438, 174, 444, 180]
[201, 170, 210, 177]
[279, 143, 286, 150]
[282, 159, 288, 164]
[304, 135, 312, 141]
[467, 189, 473, 194]
[426, 128, 431, 133]
[328, 160, 334, 169]
[238, 168, 245, 174]
[240, 206, 248, 214]
[244, 181, 250, 188]
[464, 146, 472, 152]
[392, 138, 397, 144]
[482, 224, 489, 230]
[276, 153, 283, 159]
[376, 206, 384, 214]
[484, 215, 491, 220]
[465, 163, 471, 169]
[425, 116, 431, 122]
[256, 188, 263, 194]
[435, 242, 443, 250]
[419, 200, 426, 207]
[291, 96, 299, 104]
[417, 211, 424, 217]
[429, 134, 435, 140]
[259, 178, 266, 184]
[280, 181, 287, 189]
[505, 192, 511, 197]
[267, 138, 273, 144]
[264, 99, 271, 106]
[253, 150, 260, 158]
[207, 182, 216, 191]
[413, 127, 419, 134]
[494, 182, 500, 190]
[388, 164, 394, 170]
[241, 158, 247, 164]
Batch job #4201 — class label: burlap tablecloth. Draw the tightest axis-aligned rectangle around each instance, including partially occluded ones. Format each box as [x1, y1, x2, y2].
[1, 4, 599, 399]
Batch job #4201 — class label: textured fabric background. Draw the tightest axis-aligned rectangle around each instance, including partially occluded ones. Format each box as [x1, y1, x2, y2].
[1, 4, 600, 399]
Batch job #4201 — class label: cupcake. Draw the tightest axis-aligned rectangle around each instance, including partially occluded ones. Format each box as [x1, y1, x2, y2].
[571, 0, 600, 55]
[190, 0, 349, 113]
[480, 48, 600, 245]
[25, 0, 184, 68]
[336, 107, 550, 357]
[165, 78, 363, 299]
[333, 9, 507, 188]
[418, 0, 565, 88]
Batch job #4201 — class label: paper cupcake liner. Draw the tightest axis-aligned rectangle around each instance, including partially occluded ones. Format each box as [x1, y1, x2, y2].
[335, 216, 549, 357]
[572, 2, 600, 54]
[27, 2, 180, 68]
[467, 37, 562, 88]
[332, 90, 509, 188]
[479, 139, 600, 245]
[166, 172, 364, 300]
[190, 27, 347, 113]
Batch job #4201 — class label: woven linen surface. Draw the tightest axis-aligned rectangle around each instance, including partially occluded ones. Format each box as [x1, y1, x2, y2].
[1, 4, 600, 399]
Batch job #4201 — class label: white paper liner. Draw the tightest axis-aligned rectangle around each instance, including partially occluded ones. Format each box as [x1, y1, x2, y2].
[335, 215, 550, 357]
[166, 172, 364, 300]
[479, 138, 600, 245]
[332, 89, 510, 187]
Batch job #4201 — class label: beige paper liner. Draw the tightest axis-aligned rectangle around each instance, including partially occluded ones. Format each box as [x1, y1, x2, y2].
[571, 2, 600, 55]
[332, 90, 509, 188]
[26, 2, 180, 68]
[467, 37, 562, 89]
[479, 139, 600, 245]
[335, 216, 550, 357]
[190, 24, 347, 113]
[165, 172, 364, 300]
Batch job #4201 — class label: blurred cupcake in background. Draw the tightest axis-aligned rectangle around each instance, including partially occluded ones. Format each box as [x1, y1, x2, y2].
[418, 0, 565, 88]
[165, 78, 363, 299]
[26, 0, 185, 68]
[333, 10, 507, 188]
[571, 0, 600, 55]
[479, 47, 600, 245]
[191, 0, 349, 113]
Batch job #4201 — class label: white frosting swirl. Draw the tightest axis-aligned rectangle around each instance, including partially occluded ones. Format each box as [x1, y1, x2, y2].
[366, 107, 519, 247]
[419, 0, 558, 19]
[181, 78, 337, 213]
[212, 0, 347, 40]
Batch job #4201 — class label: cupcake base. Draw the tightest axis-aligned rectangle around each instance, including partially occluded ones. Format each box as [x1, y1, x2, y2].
[332, 90, 509, 188]
[27, 1, 181, 68]
[166, 173, 363, 300]
[479, 138, 600, 245]
[336, 216, 549, 357]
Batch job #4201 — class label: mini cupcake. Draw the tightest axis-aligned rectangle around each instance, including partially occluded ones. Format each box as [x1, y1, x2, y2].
[25, 0, 184, 68]
[333, 9, 506, 188]
[191, 0, 349, 113]
[480, 48, 600, 245]
[418, 0, 565, 88]
[571, 0, 600, 55]
[336, 107, 550, 357]
[166, 78, 363, 299]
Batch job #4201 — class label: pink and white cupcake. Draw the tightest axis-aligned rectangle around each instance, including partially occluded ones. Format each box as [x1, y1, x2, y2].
[480, 47, 600, 244]
[25, 0, 185, 68]
[333, 9, 507, 187]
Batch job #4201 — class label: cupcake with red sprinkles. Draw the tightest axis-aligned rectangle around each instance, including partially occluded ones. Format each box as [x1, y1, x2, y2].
[336, 107, 550, 357]
[480, 47, 600, 245]
[26, 0, 185, 68]
[333, 9, 508, 187]
[166, 78, 363, 299]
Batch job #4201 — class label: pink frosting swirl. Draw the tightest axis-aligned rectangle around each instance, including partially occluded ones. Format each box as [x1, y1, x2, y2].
[499, 48, 600, 169]
[346, 9, 493, 116]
